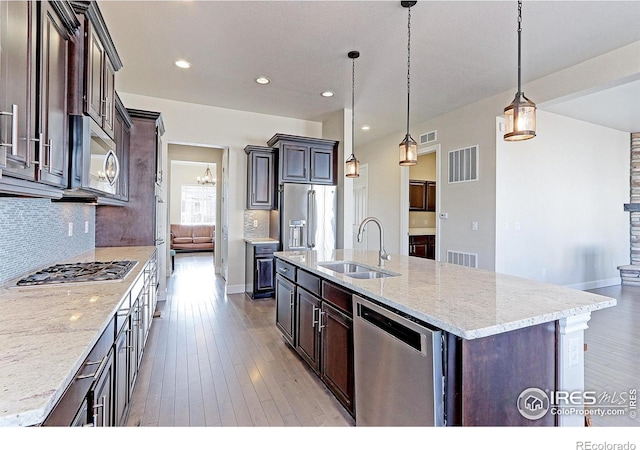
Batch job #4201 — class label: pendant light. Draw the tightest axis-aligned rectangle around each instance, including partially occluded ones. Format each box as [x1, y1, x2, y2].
[345, 50, 360, 178]
[197, 165, 215, 185]
[399, 1, 417, 166]
[504, 0, 536, 141]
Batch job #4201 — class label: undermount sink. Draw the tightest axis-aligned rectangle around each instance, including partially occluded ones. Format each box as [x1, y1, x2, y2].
[317, 261, 399, 279]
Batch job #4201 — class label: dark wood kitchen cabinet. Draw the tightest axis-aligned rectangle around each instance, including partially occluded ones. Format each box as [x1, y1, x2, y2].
[245, 241, 278, 299]
[275, 259, 296, 346]
[409, 180, 436, 211]
[113, 94, 131, 201]
[70, 1, 122, 139]
[96, 109, 164, 247]
[280, 263, 355, 416]
[409, 234, 435, 260]
[0, 1, 79, 197]
[267, 133, 339, 185]
[245, 145, 276, 209]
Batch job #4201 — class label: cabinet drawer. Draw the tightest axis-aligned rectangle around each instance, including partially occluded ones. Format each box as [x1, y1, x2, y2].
[255, 243, 278, 255]
[410, 235, 429, 245]
[275, 259, 296, 282]
[322, 281, 352, 315]
[297, 269, 321, 296]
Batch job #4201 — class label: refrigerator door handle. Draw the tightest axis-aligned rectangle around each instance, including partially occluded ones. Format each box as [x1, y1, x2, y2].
[307, 189, 315, 249]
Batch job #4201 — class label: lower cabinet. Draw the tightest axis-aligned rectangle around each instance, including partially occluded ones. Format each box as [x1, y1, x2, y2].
[409, 234, 435, 260]
[276, 260, 355, 417]
[246, 242, 278, 299]
[43, 252, 157, 427]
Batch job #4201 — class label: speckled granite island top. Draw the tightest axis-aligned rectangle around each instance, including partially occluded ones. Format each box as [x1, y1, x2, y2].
[275, 249, 616, 340]
[0, 246, 156, 427]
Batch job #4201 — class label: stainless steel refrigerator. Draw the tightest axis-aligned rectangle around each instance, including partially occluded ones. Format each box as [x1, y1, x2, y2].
[279, 184, 337, 253]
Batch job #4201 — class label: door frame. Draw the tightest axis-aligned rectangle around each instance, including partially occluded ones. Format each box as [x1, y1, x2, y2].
[400, 144, 441, 259]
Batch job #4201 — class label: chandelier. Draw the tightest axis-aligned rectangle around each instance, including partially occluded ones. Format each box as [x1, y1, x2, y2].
[197, 165, 215, 185]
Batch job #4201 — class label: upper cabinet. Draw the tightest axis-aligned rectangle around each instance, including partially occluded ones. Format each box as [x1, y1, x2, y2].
[0, 1, 79, 197]
[267, 134, 339, 186]
[409, 180, 436, 212]
[245, 145, 276, 210]
[70, 1, 122, 139]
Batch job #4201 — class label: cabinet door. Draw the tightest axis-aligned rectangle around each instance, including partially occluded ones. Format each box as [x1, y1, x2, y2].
[249, 151, 275, 209]
[90, 350, 113, 427]
[321, 302, 354, 414]
[296, 288, 321, 373]
[255, 255, 275, 292]
[0, 0, 36, 180]
[114, 323, 130, 426]
[280, 143, 308, 182]
[85, 24, 104, 127]
[426, 181, 436, 212]
[309, 146, 334, 184]
[102, 58, 116, 138]
[275, 274, 295, 346]
[427, 235, 436, 260]
[409, 180, 427, 211]
[37, 2, 69, 187]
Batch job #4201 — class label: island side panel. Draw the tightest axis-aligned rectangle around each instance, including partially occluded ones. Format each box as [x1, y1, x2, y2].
[458, 322, 557, 426]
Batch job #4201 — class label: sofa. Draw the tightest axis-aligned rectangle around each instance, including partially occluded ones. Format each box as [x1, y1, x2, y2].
[170, 224, 215, 251]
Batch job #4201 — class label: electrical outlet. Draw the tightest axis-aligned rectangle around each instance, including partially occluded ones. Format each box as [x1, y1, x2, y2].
[68, 222, 73, 237]
[569, 338, 580, 366]
[84, 221, 89, 234]
[514, 222, 521, 231]
[253, 219, 258, 228]
[472, 221, 478, 231]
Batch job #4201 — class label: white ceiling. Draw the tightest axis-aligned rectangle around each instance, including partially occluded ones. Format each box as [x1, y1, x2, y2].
[98, 0, 640, 144]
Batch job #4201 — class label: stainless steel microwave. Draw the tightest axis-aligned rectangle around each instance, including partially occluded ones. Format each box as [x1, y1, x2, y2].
[68, 115, 120, 196]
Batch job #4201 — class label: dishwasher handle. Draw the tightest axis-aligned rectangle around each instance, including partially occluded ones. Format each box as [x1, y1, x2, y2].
[358, 304, 422, 352]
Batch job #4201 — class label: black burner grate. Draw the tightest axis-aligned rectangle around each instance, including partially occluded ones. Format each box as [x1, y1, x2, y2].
[17, 260, 137, 286]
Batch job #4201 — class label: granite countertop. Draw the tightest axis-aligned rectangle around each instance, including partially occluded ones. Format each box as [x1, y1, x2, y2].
[244, 237, 279, 245]
[0, 246, 156, 427]
[409, 227, 436, 235]
[274, 249, 616, 340]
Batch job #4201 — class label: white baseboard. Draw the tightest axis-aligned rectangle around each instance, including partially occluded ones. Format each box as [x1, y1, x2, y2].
[226, 284, 245, 295]
[564, 277, 621, 291]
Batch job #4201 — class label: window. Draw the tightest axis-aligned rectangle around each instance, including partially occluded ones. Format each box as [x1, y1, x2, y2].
[181, 185, 216, 225]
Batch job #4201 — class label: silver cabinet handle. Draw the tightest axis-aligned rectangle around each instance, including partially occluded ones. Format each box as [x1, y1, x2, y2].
[289, 290, 294, 307]
[0, 104, 18, 157]
[277, 267, 288, 273]
[92, 394, 107, 426]
[318, 310, 326, 332]
[43, 139, 52, 174]
[30, 133, 43, 166]
[312, 305, 319, 328]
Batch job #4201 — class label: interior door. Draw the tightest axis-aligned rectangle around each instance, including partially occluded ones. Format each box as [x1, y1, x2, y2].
[353, 163, 368, 250]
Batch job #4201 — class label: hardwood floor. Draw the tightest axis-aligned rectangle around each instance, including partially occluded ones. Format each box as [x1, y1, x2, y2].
[126, 253, 638, 427]
[126, 252, 354, 427]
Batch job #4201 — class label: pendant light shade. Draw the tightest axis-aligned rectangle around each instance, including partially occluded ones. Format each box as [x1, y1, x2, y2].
[399, 1, 417, 166]
[346, 50, 360, 178]
[504, 0, 536, 141]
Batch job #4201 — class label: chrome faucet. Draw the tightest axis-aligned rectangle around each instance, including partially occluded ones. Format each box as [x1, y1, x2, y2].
[357, 217, 391, 268]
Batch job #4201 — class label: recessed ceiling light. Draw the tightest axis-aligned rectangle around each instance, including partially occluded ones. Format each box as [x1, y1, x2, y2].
[255, 77, 271, 85]
[175, 59, 191, 69]
[321, 91, 334, 97]
[361, 126, 370, 131]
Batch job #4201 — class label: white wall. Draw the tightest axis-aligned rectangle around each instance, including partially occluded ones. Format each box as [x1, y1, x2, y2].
[119, 93, 322, 293]
[495, 110, 629, 289]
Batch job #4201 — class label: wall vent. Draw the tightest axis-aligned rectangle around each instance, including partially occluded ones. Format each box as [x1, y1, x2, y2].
[419, 130, 437, 146]
[448, 145, 478, 183]
[447, 250, 478, 268]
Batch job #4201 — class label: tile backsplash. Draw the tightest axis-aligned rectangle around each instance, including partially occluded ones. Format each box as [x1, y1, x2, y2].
[243, 209, 270, 239]
[0, 198, 95, 284]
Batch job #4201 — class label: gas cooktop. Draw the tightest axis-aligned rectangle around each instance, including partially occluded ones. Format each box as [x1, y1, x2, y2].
[16, 260, 138, 287]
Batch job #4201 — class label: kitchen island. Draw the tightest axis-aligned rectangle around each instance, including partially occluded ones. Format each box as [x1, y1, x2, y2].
[0, 246, 157, 427]
[274, 249, 617, 426]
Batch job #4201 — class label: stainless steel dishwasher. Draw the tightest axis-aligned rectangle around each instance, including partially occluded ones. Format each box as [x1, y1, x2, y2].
[353, 295, 444, 426]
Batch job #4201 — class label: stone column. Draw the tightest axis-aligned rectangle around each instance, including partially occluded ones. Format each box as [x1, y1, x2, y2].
[620, 133, 640, 285]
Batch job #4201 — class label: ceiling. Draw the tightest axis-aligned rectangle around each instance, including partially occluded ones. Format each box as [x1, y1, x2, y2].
[98, 1, 640, 145]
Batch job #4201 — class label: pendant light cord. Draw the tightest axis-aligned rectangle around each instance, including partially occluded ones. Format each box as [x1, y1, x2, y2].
[352, 55, 355, 157]
[406, 4, 412, 137]
[517, 0, 522, 95]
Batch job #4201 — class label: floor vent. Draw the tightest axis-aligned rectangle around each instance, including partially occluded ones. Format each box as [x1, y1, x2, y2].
[447, 250, 478, 268]
[448, 145, 478, 183]
[419, 130, 437, 146]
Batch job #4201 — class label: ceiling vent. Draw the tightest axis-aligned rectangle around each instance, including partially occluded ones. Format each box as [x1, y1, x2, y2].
[419, 130, 437, 146]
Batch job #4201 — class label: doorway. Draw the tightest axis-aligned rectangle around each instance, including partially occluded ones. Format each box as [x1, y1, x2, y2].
[167, 144, 226, 274]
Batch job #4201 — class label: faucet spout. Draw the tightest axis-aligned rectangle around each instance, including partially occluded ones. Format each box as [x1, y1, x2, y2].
[356, 217, 391, 267]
